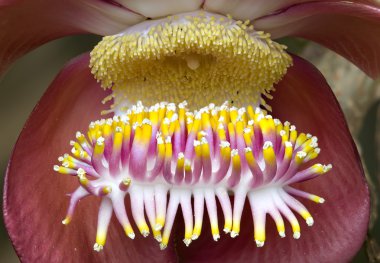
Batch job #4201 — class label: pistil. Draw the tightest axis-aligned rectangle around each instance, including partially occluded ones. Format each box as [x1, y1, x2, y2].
[89, 11, 292, 112]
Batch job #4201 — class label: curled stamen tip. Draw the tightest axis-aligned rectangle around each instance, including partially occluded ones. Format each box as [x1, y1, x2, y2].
[155, 235, 163, 242]
[141, 230, 150, 237]
[279, 231, 286, 238]
[319, 198, 325, 204]
[183, 238, 192, 246]
[213, 234, 220, 241]
[159, 243, 167, 250]
[223, 228, 231, 234]
[128, 233, 136, 239]
[306, 217, 314, 226]
[155, 224, 163, 231]
[230, 231, 239, 238]
[53, 165, 59, 171]
[61, 217, 71, 225]
[93, 243, 104, 252]
[96, 137, 105, 145]
[191, 234, 199, 240]
[324, 164, 333, 172]
[255, 240, 265, 247]
[293, 232, 301, 239]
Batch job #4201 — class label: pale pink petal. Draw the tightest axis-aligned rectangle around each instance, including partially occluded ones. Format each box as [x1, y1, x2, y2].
[0, 0, 144, 74]
[119, 0, 203, 18]
[255, 1, 380, 78]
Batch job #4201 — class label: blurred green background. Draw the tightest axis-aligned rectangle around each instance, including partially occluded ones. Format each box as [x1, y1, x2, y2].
[0, 36, 379, 262]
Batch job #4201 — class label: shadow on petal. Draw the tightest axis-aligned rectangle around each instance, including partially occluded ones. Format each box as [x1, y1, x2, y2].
[255, 1, 380, 78]
[0, 0, 144, 75]
[3, 53, 176, 263]
[174, 55, 370, 263]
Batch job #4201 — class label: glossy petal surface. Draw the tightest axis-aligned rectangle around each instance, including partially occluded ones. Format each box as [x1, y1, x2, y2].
[174, 55, 370, 263]
[0, 0, 144, 74]
[255, 1, 380, 78]
[3, 54, 176, 263]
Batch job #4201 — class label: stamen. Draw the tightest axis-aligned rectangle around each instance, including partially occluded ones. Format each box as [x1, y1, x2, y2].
[55, 102, 331, 251]
[89, 11, 292, 111]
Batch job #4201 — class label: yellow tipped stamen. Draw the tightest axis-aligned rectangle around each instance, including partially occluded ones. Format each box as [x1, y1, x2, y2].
[138, 223, 150, 237]
[277, 223, 286, 238]
[263, 142, 276, 165]
[124, 225, 135, 239]
[223, 218, 232, 234]
[211, 224, 220, 241]
[62, 216, 71, 225]
[155, 217, 165, 231]
[254, 230, 266, 247]
[56, 101, 331, 252]
[291, 222, 301, 239]
[311, 195, 325, 204]
[192, 224, 202, 240]
[95, 232, 107, 251]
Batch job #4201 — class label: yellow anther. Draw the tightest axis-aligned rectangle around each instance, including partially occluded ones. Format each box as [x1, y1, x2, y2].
[62, 216, 71, 225]
[263, 142, 276, 165]
[90, 12, 292, 110]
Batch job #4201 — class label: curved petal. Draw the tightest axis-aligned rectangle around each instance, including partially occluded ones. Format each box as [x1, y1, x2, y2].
[0, 0, 145, 75]
[119, 0, 203, 18]
[174, 55, 370, 262]
[255, 1, 380, 78]
[3, 53, 176, 262]
[204, 0, 311, 21]
[204, 0, 379, 21]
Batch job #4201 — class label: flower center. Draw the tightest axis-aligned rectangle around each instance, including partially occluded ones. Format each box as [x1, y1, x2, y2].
[55, 101, 331, 251]
[89, 11, 292, 112]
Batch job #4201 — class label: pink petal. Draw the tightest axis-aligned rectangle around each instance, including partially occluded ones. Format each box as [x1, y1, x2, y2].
[204, 0, 312, 21]
[0, 1, 144, 74]
[174, 54, 370, 262]
[3, 53, 176, 262]
[255, 1, 380, 78]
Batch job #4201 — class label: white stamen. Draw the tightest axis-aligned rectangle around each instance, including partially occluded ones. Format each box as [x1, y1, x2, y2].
[285, 141, 293, 148]
[96, 137, 105, 145]
[93, 243, 103, 252]
[306, 217, 314, 226]
[220, 141, 230, 148]
[263, 141, 273, 149]
[213, 234, 220, 241]
[255, 240, 265, 247]
[230, 231, 239, 238]
[296, 151, 307, 158]
[183, 238, 192, 246]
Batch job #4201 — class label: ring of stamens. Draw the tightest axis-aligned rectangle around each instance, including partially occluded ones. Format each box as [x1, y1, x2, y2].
[55, 101, 331, 251]
[90, 11, 292, 112]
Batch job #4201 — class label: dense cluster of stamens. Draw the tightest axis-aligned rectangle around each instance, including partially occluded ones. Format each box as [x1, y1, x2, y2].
[55, 101, 331, 251]
[89, 11, 292, 111]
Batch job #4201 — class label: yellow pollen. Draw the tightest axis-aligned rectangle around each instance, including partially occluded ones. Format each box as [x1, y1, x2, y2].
[90, 11, 292, 111]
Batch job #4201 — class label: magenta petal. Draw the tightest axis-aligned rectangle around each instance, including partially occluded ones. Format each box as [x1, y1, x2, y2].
[0, 1, 144, 75]
[3, 53, 176, 262]
[255, 1, 380, 78]
[174, 55, 370, 262]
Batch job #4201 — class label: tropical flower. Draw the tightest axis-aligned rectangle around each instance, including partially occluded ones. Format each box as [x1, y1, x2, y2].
[2, 1, 378, 262]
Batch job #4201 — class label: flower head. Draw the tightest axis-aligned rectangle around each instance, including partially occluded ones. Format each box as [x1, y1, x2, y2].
[2, 1, 377, 262]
